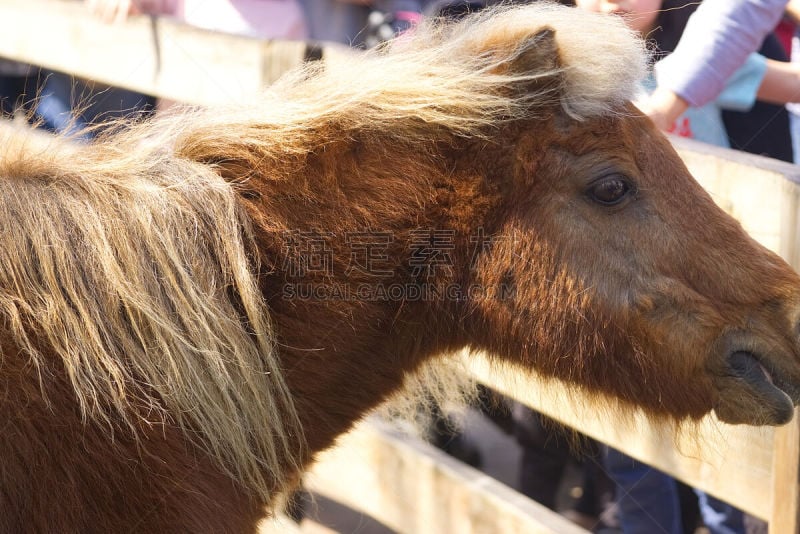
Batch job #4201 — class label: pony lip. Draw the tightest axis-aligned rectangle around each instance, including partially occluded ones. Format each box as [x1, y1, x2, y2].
[732, 351, 800, 403]
[718, 351, 796, 424]
[728, 351, 773, 385]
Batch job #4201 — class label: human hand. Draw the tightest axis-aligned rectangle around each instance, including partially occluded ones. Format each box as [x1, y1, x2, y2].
[86, 0, 142, 24]
[636, 86, 689, 132]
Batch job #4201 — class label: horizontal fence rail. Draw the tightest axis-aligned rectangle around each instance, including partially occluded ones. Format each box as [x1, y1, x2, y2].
[0, 0, 349, 106]
[306, 418, 587, 534]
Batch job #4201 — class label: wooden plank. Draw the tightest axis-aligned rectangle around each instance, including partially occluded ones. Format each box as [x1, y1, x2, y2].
[464, 352, 775, 521]
[672, 136, 800, 264]
[771, 418, 800, 533]
[673, 137, 800, 531]
[306, 418, 588, 534]
[778, 179, 800, 271]
[672, 136, 800, 185]
[0, 0, 348, 106]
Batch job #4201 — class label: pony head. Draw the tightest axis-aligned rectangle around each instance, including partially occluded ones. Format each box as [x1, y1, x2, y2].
[435, 7, 800, 426]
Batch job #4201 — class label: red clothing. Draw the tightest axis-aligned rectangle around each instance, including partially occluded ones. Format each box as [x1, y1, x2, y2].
[774, 19, 796, 56]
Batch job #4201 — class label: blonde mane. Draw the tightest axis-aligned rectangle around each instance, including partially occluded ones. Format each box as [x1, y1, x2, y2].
[0, 135, 300, 501]
[0, 2, 646, 505]
[171, 2, 647, 167]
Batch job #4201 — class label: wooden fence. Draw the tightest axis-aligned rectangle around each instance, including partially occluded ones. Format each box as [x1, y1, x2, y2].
[0, 0, 347, 106]
[2, 2, 800, 532]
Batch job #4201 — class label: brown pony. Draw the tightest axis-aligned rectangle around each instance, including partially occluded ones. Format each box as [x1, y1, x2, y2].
[1, 3, 800, 532]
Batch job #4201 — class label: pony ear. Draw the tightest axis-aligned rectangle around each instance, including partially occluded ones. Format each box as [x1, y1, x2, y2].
[504, 27, 563, 99]
[508, 27, 560, 75]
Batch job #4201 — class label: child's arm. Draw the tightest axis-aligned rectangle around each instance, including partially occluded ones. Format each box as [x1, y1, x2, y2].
[756, 59, 800, 104]
[654, 0, 787, 108]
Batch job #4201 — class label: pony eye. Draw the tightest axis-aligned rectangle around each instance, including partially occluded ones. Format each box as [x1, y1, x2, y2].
[587, 174, 633, 206]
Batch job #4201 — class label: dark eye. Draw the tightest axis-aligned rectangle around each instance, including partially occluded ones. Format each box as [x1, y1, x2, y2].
[587, 174, 634, 206]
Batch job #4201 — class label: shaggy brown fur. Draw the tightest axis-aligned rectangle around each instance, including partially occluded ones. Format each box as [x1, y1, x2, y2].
[2, 3, 800, 533]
